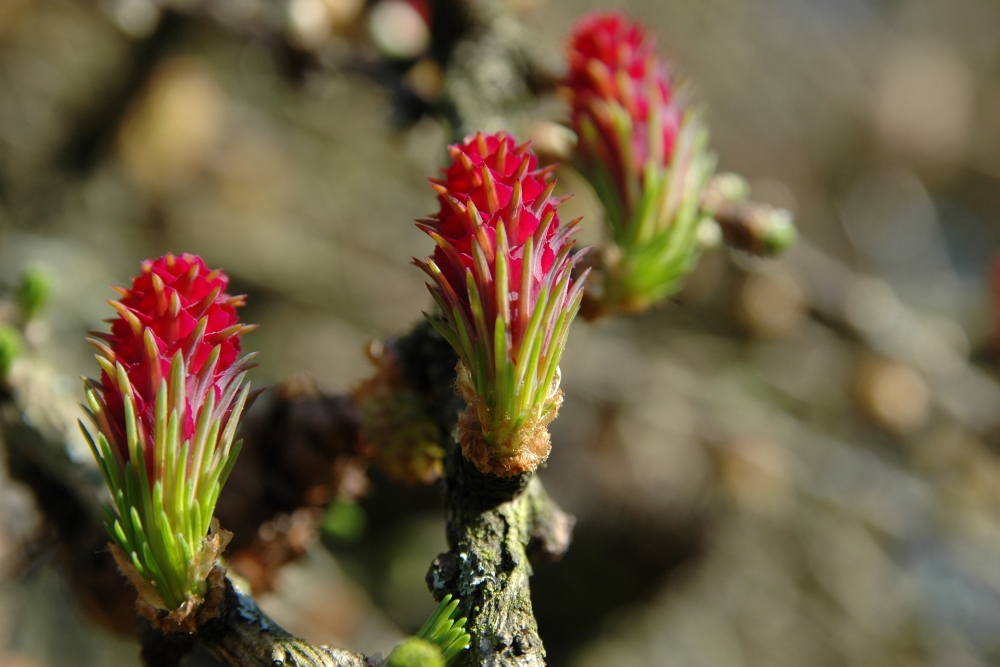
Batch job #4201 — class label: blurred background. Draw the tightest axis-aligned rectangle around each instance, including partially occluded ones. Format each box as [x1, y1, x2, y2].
[3, 0, 1000, 665]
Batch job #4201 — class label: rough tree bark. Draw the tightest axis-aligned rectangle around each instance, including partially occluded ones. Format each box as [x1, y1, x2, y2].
[395, 323, 574, 667]
[427, 456, 570, 667]
[140, 578, 376, 667]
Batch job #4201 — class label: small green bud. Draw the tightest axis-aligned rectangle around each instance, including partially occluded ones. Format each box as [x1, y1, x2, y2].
[386, 638, 445, 667]
[16, 265, 51, 321]
[763, 209, 797, 255]
[715, 202, 797, 257]
[711, 173, 751, 203]
[321, 499, 366, 542]
[0, 325, 24, 377]
[696, 218, 723, 249]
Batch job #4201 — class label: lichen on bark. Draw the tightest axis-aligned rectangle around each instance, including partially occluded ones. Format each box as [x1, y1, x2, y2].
[426, 448, 549, 667]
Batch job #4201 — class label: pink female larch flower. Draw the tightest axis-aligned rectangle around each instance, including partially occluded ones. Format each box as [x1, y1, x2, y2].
[83, 253, 255, 613]
[564, 12, 717, 317]
[415, 132, 588, 476]
[566, 12, 682, 212]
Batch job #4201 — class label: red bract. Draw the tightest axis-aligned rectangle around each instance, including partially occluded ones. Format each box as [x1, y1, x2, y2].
[90, 253, 254, 462]
[420, 132, 578, 359]
[565, 12, 682, 195]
